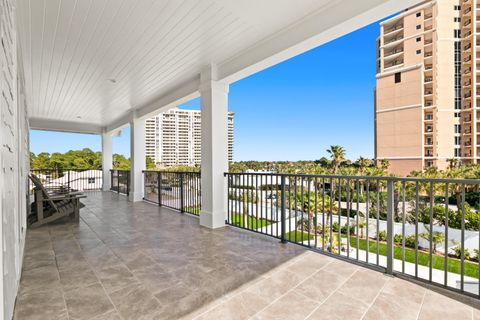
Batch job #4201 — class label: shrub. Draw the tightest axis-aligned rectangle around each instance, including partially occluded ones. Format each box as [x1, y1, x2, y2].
[452, 246, 470, 260]
[377, 230, 386, 242]
[394, 234, 403, 245]
[341, 224, 354, 235]
[404, 235, 416, 249]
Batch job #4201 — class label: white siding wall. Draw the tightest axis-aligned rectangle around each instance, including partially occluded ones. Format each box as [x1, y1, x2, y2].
[0, 0, 29, 318]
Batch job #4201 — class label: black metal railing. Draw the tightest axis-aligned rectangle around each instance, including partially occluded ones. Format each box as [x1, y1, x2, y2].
[143, 171, 201, 215]
[30, 168, 103, 191]
[110, 169, 130, 196]
[225, 172, 480, 299]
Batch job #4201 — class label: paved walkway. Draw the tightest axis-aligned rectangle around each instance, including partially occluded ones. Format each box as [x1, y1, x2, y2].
[14, 192, 480, 320]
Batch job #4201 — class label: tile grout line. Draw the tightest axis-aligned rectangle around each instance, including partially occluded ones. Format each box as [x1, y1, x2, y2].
[244, 258, 350, 320]
[49, 226, 72, 320]
[301, 266, 362, 320]
[79, 197, 173, 315]
[358, 275, 391, 320]
[71, 213, 127, 320]
[415, 290, 427, 320]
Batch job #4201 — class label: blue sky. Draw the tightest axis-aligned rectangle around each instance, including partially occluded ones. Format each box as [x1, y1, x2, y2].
[30, 19, 380, 161]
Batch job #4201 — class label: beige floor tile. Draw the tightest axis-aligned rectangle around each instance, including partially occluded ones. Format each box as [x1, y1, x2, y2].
[97, 264, 139, 293]
[418, 291, 473, 320]
[253, 291, 320, 320]
[307, 291, 369, 320]
[294, 269, 347, 303]
[14, 289, 67, 320]
[64, 283, 114, 320]
[109, 283, 164, 320]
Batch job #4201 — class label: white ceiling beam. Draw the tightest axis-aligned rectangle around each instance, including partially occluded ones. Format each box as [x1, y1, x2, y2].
[217, 0, 424, 83]
[80, 0, 424, 133]
[104, 76, 200, 133]
[29, 118, 102, 135]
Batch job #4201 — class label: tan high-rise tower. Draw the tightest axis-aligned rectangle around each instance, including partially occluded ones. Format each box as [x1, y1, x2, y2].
[375, 0, 468, 176]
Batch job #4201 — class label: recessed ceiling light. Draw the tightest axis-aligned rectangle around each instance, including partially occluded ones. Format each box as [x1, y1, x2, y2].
[107, 78, 117, 84]
[76, 116, 82, 119]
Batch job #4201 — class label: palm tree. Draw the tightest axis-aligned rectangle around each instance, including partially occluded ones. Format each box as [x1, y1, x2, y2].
[447, 158, 459, 170]
[380, 159, 390, 171]
[356, 157, 372, 176]
[326, 145, 346, 174]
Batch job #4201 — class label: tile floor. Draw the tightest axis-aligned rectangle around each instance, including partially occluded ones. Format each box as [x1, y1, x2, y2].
[14, 192, 480, 320]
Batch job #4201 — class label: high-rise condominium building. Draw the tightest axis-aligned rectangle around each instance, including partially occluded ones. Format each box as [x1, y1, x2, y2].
[145, 108, 234, 167]
[374, 0, 476, 176]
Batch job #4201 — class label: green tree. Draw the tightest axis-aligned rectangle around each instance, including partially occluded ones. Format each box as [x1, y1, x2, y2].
[326, 145, 346, 174]
[146, 156, 156, 170]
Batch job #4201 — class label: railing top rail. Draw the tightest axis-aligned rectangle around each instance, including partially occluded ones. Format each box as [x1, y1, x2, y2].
[142, 170, 200, 174]
[224, 172, 480, 184]
[110, 169, 131, 172]
[32, 168, 103, 171]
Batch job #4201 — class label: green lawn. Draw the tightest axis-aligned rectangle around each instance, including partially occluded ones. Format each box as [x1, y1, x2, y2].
[347, 236, 479, 279]
[284, 231, 479, 278]
[230, 213, 272, 229]
[184, 206, 200, 215]
[285, 230, 314, 242]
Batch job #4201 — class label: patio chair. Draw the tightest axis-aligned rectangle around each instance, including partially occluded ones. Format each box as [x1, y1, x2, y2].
[30, 173, 76, 195]
[29, 174, 86, 228]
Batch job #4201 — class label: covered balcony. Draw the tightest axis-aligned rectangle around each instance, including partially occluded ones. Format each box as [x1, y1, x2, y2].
[2, 0, 480, 319]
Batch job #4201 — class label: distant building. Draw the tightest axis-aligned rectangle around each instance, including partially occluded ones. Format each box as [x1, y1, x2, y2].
[375, 0, 470, 175]
[145, 108, 234, 167]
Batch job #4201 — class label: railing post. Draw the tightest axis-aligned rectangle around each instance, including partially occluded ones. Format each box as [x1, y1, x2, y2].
[67, 170, 71, 191]
[110, 170, 113, 191]
[126, 171, 130, 196]
[386, 179, 395, 275]
[158, 171, 162, 206]
[180, 173, 184, 213]
[280, 175, 287, 243]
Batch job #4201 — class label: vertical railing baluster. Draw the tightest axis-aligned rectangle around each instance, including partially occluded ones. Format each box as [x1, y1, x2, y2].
[386, 179, 394, 275]
[281, 175, 286, 243]
[444, 182, 449, 287]
[461, 184, 466, 292]
[180, 173, 184, 213]
[429, 182, 434, 282]
[402, 181, 406, 273]
[415, 181, 419, 278]
[366, 180, 370, 263]
[356, 179, 360, 261]
[337, 178, 341, 255]
[347, 179, 350, 258]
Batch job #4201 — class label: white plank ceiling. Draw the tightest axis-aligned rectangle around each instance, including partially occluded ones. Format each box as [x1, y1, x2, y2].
[16, 0, 422, 131]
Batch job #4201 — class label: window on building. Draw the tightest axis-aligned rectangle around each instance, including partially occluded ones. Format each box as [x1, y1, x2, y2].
[454, 112, 461, 117]
[416, 49, 421, 54]
[416, 12, 421, 17]
[455, 136, 461, 145]
[454, 5, 461, 10]
[416, 37, 421, 42]
[88, 178, 95, 184]
[454, 17, 461, 22]
[426, 161, 433, 167]
[416, 25, 421, 30]
[455, 124, 461, 133]
[454, 29, 461, 38]
[455, 148, 461, 157]
[394, 72, 401, 83]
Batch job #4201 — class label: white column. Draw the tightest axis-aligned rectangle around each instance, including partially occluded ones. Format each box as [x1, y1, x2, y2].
[101, 132, 113, 191]
[199, 65, 229, 229]
[129, 114, 146, 202]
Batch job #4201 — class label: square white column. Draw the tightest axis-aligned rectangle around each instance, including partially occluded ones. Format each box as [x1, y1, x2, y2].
[101, 132, 113, 191]
[129, 115, 146, 202]
[199, 65, 229, 229]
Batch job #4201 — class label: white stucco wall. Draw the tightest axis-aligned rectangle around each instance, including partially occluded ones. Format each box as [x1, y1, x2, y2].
[0, 0, 29, 318]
